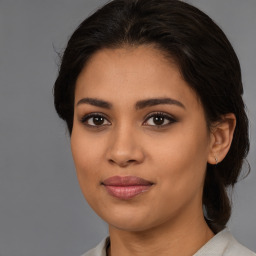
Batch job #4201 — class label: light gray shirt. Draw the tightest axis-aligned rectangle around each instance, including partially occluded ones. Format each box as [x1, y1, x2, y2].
[81, 229, 256, 256]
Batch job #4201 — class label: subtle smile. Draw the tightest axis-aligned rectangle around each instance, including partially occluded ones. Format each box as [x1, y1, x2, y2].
[102, 175, 154, 200]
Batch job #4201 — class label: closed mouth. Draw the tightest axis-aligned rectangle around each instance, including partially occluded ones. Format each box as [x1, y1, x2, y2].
[102, 175, 154, 200]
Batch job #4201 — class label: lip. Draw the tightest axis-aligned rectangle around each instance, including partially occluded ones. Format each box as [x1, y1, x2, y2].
[102, 176, 154, 200]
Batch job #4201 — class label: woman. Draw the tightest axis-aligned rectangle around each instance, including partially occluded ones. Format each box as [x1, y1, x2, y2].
[54, 0, 255, 255]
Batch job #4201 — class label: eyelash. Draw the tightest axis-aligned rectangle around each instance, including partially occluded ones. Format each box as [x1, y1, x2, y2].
[80, 112, 176, 129]
[144, 112, 176, 127]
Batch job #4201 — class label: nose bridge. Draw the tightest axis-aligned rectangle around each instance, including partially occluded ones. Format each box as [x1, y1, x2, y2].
[106, 122, 144, 166]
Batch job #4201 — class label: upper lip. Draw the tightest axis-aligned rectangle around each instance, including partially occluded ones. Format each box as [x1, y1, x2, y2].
[102, 176, 153, 186]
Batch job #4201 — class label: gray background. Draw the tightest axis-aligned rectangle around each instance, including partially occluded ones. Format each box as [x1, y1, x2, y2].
[0, 0, 255, 255]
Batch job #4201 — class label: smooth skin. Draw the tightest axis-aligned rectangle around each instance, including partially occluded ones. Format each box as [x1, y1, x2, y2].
[71, 45, 236, 256]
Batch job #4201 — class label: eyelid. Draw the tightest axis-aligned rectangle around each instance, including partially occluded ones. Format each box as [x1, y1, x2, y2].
[80, 111, 176, 128]
[80, 112, 111, 127]
[143, 112, 177, 126]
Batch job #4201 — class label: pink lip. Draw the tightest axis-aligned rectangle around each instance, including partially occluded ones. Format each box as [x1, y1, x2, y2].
[102, 176, 154, 200]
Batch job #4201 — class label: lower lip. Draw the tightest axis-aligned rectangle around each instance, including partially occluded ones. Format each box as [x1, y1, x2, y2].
[104, 185, 152, 200]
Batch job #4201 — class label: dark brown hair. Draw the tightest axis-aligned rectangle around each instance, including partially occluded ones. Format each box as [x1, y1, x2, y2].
[54, 0, 249, 233]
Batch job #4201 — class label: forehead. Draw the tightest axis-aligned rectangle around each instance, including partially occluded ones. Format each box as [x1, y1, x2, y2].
[75, 45, 200, 109]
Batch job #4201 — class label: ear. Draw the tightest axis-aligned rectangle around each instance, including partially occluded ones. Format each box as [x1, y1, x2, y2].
[208, 113, 236, 165]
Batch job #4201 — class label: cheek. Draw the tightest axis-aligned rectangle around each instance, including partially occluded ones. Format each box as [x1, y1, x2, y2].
[152, 126, 210, 194]
[70, 131, 102, 193]
[71, 125, 104, 168]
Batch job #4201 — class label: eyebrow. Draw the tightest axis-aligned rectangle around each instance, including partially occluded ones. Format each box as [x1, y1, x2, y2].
[76, 97, 185, 110]
[76, 98, 112, 109]
[135, 98, 185, 110]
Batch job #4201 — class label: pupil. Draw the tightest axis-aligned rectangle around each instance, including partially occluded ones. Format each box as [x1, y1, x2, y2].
[154, 116, 164, 125]
[93, 116, 104, 125]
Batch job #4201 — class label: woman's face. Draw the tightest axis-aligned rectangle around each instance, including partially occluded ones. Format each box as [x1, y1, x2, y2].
[71, 46, 214, 232]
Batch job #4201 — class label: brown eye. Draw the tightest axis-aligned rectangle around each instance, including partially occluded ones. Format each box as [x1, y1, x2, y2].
[144, 112, 176, 127]
[81, 113, 111, 127]
[152, 116, 165, 125]
[92, 116, 105, 125]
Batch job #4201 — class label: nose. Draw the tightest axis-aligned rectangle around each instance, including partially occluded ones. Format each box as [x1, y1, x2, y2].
[106, 125, 145, 167]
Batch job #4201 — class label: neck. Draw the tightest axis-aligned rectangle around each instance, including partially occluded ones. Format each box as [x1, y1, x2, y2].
[107, 210, 214, 256]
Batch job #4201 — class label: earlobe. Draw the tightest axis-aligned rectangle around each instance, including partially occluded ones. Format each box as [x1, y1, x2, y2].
[208, 113, 236, 165]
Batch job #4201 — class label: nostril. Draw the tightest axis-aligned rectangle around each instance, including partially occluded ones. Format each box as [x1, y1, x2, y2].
[108, 158, 137, 167]
[108, 159, 115, 165]
[106, 143, 145, 166]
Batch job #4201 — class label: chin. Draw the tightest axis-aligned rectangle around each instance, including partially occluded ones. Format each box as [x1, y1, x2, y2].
[96, 207, 151, 232]
[102, 209, 167, 233]
[108, 219, 152, 232]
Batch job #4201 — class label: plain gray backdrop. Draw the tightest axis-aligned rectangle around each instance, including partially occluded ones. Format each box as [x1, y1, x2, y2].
[0, 0, 255, 255]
